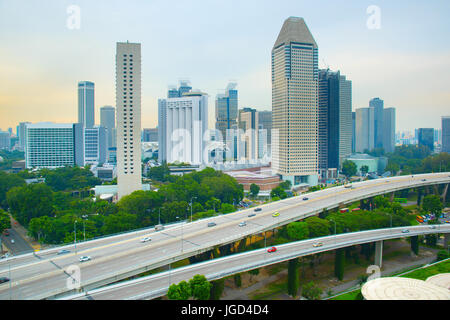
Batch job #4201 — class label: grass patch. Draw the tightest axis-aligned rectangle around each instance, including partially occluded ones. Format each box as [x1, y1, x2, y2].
[250, 279, 287, 300]
[399, 259, 450, 280]
[330, 289, 362, 300]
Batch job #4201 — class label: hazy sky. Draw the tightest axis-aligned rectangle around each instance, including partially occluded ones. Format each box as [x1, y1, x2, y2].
[1, 0, 449, 133]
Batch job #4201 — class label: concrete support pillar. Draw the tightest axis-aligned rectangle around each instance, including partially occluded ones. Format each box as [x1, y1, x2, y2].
[441, 184, 449, 202]
[389, 192, 395, 202]
[374, 240, 383, 268]
[444, 234, 450, 251]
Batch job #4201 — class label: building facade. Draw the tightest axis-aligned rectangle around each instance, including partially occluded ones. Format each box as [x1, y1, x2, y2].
[271, 16, 319, 187]
[25, 123, 84, 168]
[369, 97, 384, 149]
[382, 107, 396, 153]
[442, 116, 450, 153]
[84, 126, 107, 165]
[418, 128, 434, 151]
[158, 92, 208, 165]
[116, 42, 142, 199]
[143, 128, 158, 142]
[100, 106, 116, 149]
[215, 83, 238, 142]
[355, 107, 375, 153]
[78, 81, 95, 128]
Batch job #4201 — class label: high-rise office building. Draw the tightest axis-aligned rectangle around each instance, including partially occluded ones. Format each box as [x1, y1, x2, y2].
[418, 128, 434, 151]
[382, 108, 396, 153]
[318, 69, 352, 175]
[239, 108, 259, 161]
[215, 83, 238, 142]
[25, 123, 84, 168]
[78, 81, 95, 128]
[158, 92, 208, 165]
[355, 107, 375, 153]
[352, 112, 356, 153]
[18, 122, 31, 152]
[84, 126, 107, 165]
[271, 17, 319, 186]
[143, 128, 158, 142]
[369, 97, 384, 149]
[168, 80, 192, 98]
[100, 106, 116, 149]
[442, 116, 450, 153]
[0, 131, 10, 151]
[116, 42, 142, 199]
[258, 111, 272, 159]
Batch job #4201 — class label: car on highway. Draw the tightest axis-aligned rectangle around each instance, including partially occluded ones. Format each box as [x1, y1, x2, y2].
[79, 256, 91, 262]
[312, 242, 323, 247]
[267, 246, 277, 253]
[401, 229, 410, 233]
[140, 237, 151, 243]
[254, 208, 262, 212]
[429, 225, 436, 229]
[248, 213, 256, 217]
[302, 197, 309, 201]
[421, 179, 427, 182]
[57, 249, 71, 255]
[207, 222, 217, 227]
[10, 239, 14, 244]
[0, 277, 10, 284]
[155, 224, 164, 231]
[238, 222, 247, 227]
[272, 212, 280, 217]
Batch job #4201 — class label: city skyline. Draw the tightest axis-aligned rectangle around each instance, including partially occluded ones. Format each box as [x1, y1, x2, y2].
[1, 1, 449, 132]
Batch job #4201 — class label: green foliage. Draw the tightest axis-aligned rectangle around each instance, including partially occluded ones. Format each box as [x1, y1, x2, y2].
[270, 186, 287, 199]
[220, 203, 235, 214]
[0, 171, 25, 208]
[249, 183, 260, 198]
[279, 180, 292, 190]
[117, 190, 162, 226]
[167, 281, 192, 300]
[436, 250, 449, 261]
[234, 274, 242, 287]
[360, 165, 369, 174]
[40, 166, 102, 192]
[189, 274, 212, 300]
[7, 183, 54, 226]
[248, 268, 259, 276]
[341, 160, 357, 178]
[422, 195, 443, 216]
[148, 162, 171, 182]
[286, 221, 309, 241]
[0, 209, 11, 233]
[302, 281, 323, 300]
[305, 216, 330, 238]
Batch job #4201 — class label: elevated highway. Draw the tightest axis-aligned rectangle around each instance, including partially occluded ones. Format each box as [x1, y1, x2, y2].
[0, 172, 448, 299]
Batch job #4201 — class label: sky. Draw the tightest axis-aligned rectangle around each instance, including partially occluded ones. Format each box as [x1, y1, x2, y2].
[0, 0, 449, 133]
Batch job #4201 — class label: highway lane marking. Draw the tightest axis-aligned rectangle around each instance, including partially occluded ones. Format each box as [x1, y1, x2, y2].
[1, 174, 447, 294]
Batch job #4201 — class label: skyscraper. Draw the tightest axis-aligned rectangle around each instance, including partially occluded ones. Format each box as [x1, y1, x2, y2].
[78, 81, 95, 128]
[25, 123, 84, 168]
[84, 126, 107, 165]
[239, 108, 259, 161]
[352, 112, 356, 153]
[271, 17, 319, 186]
[215, 83, 238, 141]
[418, 128, 434, 151]
[158, 92, 208, 165]
[167, 80, 192, 98]
[369, 97, 384, 149]
[318, 69, 352, 175]
[355, 107, 375, 153]
[442, 116, 450, 153]
[100, 106, 116, 148]
[18, 122, 31, 152]
[116, 42, 142, 199]
[382, 108, 396, 153]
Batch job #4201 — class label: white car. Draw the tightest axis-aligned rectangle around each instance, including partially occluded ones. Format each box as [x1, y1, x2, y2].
[401, 229, 410, 233]
[140, 237, 151, 243]
[10, 239, 15, 244]
[238, 222, 247, 227]
[79, 256, 91, 262]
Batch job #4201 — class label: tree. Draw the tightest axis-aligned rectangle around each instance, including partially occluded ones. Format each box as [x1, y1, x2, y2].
[189, 274, 211, 300]
[305, 216, 330, 238]
[360, 165, 369, 175]
[210, 279, 224, 300]
[279, 180, 292, 190]
[302, 281, 323, 300]
[270, 186, 287, 199]
[249, 183, 260, 198]
[0, 209, 11, 234]
[167, 280, 191, 300]
[341, 160, 357, 178]
[220, 203, 235, 214]
[422, 195, 443, 217]
[286, 221, 309, 241]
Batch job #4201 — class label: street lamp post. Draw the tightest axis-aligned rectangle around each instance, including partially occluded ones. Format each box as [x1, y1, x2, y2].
[158, 208, 161, 225]
[190, 197, 197, 222]
[74, 220, 78, 254]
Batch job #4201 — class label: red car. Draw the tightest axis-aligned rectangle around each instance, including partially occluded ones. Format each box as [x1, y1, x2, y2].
[267, 246, 277, 253]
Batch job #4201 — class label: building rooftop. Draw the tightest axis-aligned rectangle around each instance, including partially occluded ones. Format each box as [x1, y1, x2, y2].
[273, 16, 317, 49]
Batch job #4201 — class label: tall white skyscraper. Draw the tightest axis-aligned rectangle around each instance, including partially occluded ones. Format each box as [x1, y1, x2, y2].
[158, 92, 208, 165]
[271, 17, 319, 186]
[78, 81, 95, 128]
[355, 107, 375, 153]
[116, 42, 142, 199]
